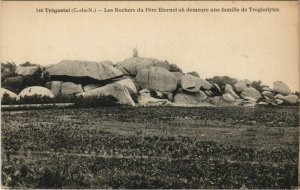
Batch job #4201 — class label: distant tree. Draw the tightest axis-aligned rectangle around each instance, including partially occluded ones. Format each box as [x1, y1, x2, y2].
[206, 76, 238, 92]
[169, 63, 182, 73]
[1, 62, 17, 82]
[20, 61, 38, 67]
[23, 67, 49, 88]
[187, 71, 200, 77]
[2, 76, 24, 93]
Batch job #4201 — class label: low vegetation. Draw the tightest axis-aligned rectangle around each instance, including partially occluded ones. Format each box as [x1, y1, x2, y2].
[1, 106, 299, 189]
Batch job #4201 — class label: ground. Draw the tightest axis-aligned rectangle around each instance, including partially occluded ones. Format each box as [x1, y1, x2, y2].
[1, 106, 299, 189]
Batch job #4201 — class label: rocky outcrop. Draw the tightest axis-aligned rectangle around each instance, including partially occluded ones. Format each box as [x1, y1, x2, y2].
[61, 82, 84, 95]
[83, 84, 102, 92]
[199, 79, 212, 90]
[172, 72, 184, 84]
[273, 81, 291, 95]
[45, 81, 63, 96]
[1, 88, 18, 100]
[138, 91, 170, 106]
[206, 96, 223, 105]
[18, 86, 54, 99]
[224, 84, 240, 99]
[234, 81, 248, 92]
[262, 86, 272, 92]
[116, 57, 170, 76]
[222, 93, 236, 102]
[275, 94, 299, 104]
[174, 90, 207, 104]
[241, 87, 261, 101]
[275, 99, 284, 105]
[180, 74, 201, 92]
[47, 60, 123, 82]
[115, 78, 137, 95]
[262, 91, 274, 99]
[78, 83, 135, 106]
[136, 67, 177, 92]
[15, 66, 39, 76]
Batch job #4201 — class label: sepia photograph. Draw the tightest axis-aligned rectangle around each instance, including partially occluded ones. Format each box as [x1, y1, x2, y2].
[0, 1, 299, 189]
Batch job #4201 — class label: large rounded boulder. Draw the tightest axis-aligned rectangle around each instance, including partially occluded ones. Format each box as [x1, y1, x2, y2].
[47, 60, 123, 82]
[45, 81, 63, 96]
[78, 83, 135, 106]
[222, 93, 236, 102]
[18, 86, 54, 99]
[273, 81, 291, 95]
[115, 78, 137, 95]
[241, 87, 262, 101]
[180, 74, 201, 92]
[275, 94, 299, 104]
[262, 91, 274, 99]
[174, 90, 207, 104]
[224, 84, 240, 99]
[199, 78, 212, 90]
[61, 82, 84, 95]
[234, 81, 248, 92]
[116, 57, 170, 76]
[136, 67, 177, 92]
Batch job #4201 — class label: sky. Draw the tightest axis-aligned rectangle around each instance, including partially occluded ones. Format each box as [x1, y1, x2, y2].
[0, 1, 299, 91]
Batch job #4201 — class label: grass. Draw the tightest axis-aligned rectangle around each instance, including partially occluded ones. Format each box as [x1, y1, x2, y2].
[1, 106, 299, 188]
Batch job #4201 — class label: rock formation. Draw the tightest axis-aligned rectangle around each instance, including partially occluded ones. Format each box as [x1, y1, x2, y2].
[61, 82, 84, 95]
[78, 83, 135, 106]
[180, 74, 201, 92]
[136, 67, 177, 92]
[45, 81, 63, 96]
[47, 60, 123, 83]
[116, 57, 170, 76]
[273, 81, 291, 95]
[18, 86, 54, 99]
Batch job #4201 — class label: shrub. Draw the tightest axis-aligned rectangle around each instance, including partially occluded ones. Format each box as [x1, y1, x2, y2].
[2, 76, 25, 93]
[18, 95, 54, 104]
[1, 62, 17, 82]
[1, 93, 17, 105]
[23, 67, 49, 88]
[187, 71, 200, 77]
[20, 61, 38, 67]
[206, 76, 238, 93]
[169, 64, 182, 73]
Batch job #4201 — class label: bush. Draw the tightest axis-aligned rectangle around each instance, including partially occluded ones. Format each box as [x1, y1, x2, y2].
[2, 76, 25, 93]
[169, 64, 182, 73]
[20, 61, 39, 67]
[207, 76, 238, 93]
[23, 67, 49, 88]
[1, 62, 17, 82]
[18, 95, 54, 104]
[187, 71, 200, 77]
[1, 93, 17, 105]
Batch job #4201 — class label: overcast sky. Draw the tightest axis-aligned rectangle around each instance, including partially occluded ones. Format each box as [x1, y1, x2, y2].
[1, 1, 299, 91]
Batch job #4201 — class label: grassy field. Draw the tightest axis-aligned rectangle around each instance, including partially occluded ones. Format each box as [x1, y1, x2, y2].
[1, 106, 299, 189]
